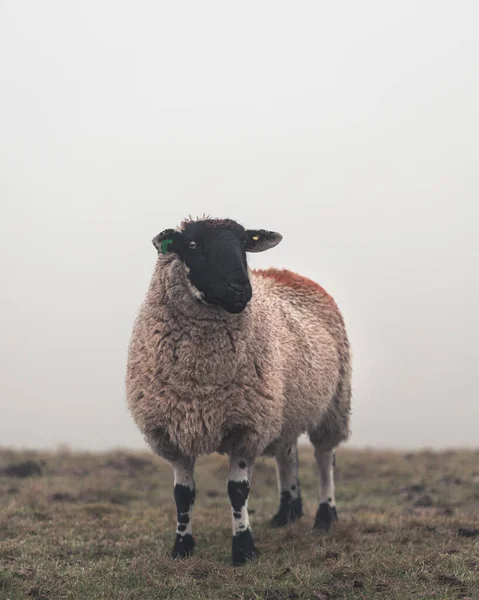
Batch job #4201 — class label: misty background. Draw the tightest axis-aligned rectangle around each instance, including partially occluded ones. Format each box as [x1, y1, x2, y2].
[1, 2, 478, 450]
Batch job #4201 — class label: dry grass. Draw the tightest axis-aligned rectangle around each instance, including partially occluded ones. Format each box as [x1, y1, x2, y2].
[1, 446, 478, 599]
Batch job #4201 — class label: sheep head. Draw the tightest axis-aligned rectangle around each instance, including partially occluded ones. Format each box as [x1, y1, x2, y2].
[152, 218, 282, 314]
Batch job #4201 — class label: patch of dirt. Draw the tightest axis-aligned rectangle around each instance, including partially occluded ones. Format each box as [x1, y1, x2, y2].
[413, 494, 434, 507]
[437, 574, 471, 599]
[2, 460, 42, 478]
[437, 574, 464, 586]
[28, 587, 50, 600]
[48, 492, 76, 503]
[401, 483, 426, 493]
[457, 527, 479, 538]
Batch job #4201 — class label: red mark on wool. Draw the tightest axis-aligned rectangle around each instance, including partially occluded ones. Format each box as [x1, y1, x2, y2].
[253, 268, 337, 308]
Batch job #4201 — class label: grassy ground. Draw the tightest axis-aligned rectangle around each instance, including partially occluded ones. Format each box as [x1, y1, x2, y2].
[0, 446, 478, 600]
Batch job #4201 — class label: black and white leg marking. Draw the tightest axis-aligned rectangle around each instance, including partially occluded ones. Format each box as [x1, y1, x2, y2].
[228, 458, 257, 566]
[313, 448, 338, 532]
[170, 459, 196, 559]
[271, 443, 303, 527]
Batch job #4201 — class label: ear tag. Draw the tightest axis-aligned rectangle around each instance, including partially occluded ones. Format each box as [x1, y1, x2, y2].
[160, 238, 173, 255]
[252, 235, 260, 241]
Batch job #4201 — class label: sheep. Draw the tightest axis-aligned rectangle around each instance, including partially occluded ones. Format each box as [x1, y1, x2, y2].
[126, 217, 351, 565]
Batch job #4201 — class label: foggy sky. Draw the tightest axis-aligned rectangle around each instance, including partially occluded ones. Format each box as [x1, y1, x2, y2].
[1, 1, 478, 450]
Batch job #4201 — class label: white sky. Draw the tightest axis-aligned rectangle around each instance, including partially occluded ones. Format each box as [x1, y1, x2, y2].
[1, 1, 478, 450]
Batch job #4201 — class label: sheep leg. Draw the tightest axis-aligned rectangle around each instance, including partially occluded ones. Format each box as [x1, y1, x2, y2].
[271, 442, 303, 527]
[170, 457, 196, 559]
[227, 457, 257, 566]
[313, 448, 338, 532]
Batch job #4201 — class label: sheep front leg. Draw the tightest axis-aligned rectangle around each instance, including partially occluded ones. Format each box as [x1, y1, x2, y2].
[227, 457, 257, 566]
[170, 457, 196, 559]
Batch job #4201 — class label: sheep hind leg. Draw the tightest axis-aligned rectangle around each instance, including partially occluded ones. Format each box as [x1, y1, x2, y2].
[271, 442, 303, 527]
[312, 447, 338, 532]
[228, 457, 257, 566]
[169, 457, 196, 559]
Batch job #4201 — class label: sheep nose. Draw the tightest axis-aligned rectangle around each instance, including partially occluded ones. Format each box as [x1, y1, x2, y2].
[228, 280, 252, 299]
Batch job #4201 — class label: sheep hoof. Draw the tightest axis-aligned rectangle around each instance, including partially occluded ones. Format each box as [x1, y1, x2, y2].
[232, 529, 257, 566]
[271, 496, 303, 527]
[171, 534, 196, 559]
[313, 503, 338, 533]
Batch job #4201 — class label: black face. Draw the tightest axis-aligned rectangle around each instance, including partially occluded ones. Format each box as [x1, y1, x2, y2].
[152, 219, 282, 314]
[179, 221, 251, 313]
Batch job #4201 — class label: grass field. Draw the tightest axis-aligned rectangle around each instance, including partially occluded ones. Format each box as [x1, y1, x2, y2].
[0, 446, 478, 600]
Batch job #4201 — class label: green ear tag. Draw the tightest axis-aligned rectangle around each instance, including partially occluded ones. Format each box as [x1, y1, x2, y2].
[160, 238, 173, 255]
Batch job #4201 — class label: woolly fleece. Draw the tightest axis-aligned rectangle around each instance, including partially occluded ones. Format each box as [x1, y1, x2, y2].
[126, 256, 351, 460]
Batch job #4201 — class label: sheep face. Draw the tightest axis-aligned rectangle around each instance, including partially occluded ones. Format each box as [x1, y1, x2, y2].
[152, 218, 282, 314]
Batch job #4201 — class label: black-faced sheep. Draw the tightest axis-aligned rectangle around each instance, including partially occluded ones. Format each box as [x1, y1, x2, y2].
[126, 217, 351, 565]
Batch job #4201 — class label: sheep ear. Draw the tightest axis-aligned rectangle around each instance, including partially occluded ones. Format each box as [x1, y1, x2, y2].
[245, 229, 283, 253]
[152, 229, 182, 255]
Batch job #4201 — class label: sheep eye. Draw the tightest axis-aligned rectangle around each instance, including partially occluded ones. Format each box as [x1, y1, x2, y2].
[188, 241, 197, 249]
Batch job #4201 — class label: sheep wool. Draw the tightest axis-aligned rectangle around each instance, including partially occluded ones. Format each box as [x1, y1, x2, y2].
[127, 257, 351, 460]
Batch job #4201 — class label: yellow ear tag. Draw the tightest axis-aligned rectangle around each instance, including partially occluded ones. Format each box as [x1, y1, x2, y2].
[252, 235, 260, 241]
